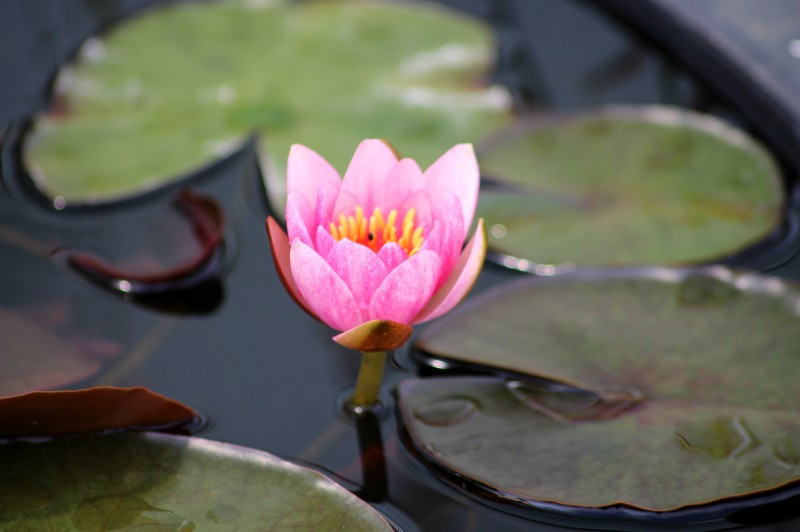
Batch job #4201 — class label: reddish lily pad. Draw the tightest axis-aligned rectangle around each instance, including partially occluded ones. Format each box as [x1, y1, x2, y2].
[67, 189, 224, 292]
[0, 432, 392, 530]
[0, 308, 101, 397]
[476, 106, 784, 268]
[405, 268, 800, 511]
[0, 387, 196, 438]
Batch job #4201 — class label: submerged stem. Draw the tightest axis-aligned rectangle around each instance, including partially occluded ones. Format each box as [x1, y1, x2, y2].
[349, 351, 387, 411]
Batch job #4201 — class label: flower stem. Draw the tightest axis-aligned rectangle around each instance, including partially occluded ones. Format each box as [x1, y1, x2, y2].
[349, 351, 387, 410]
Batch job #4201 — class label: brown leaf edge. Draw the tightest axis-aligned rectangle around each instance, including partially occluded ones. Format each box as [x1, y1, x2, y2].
[334, 319, 413, 352]
[0, 386, 197, 439]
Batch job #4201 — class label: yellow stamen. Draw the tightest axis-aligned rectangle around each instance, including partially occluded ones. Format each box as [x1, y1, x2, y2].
[373, 208, 385, 238]
[411, 226, 424, 249]
[328, 204, 425, 256]
[358, 217, 367, 242]
[384, 210, 397, 243]
[402, 208, 416, 229]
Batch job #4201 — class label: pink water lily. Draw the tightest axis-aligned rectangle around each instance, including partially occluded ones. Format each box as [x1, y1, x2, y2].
[266, 139, 486, 352]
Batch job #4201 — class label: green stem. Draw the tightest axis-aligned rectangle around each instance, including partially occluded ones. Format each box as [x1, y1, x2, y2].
[349, 351, 387, 410]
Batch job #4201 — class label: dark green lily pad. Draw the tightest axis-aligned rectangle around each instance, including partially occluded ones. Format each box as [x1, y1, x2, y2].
[476, 106, 783, 267]
[405, 268, 800, 511]
[25, 0, 509, 205]
[0, 432, 391, 530]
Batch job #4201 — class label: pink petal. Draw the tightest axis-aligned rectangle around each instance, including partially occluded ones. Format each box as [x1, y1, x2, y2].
[378, 158, 425, 212]
[333, 139, 398, 216]
[413, 218, 487, 324]
[287, 144, 342, 208]
[396, 189, 432, 233]
[421, 220, 443, 258]
[369, 250, 441, 324]
[314, 183, 338, 230]
[424, 192, 465, 283]
[286, 192, 314, 246]
[265, 217, 316, 319]
[424, 144, 479, 229]
[377, 243, 408, 271]
[326, 239, 388, 313]
[330, 190, 359, 221]
[315, 225, 335, 259]
[290, 240, 362, 331]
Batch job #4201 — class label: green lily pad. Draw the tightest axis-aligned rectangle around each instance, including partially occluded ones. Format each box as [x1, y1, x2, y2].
[0, 432, 391, 530]
[405, 268, 800, 511]
[24, 0, 509, 205]
[476, 106, 783, 267]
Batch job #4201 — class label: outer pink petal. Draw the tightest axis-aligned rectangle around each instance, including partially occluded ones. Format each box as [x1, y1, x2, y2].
[326, 239, 388, 313]
[315, 225, 335, 259]
[424, 143, 479, 229]
[265, 217, 316, 319]
[369, 250, 441, 324]
[413, 218, 487, 324]
[286, 192, 314, 246]
[290, 240, 362, 331]
[377, 243, 408, 271]
[378, 158, 425, 212]
[287, 144, 342, 208]
[423, 192, 464, 284]
[333, 139, 398, 216]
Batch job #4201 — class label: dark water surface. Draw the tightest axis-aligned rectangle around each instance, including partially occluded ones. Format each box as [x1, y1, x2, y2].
[2, 0, 800, 530]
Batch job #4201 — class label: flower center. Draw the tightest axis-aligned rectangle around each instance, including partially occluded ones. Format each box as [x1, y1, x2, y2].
[329, 205, 424, 256]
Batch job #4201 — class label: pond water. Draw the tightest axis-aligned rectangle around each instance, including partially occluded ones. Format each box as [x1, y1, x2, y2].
[2, 0, 800, 530]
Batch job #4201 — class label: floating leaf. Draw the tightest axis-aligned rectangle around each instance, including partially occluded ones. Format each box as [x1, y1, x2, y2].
[0, 308, 101, 397]
[0, 432, 391, 530]
[476, 106, 783, 267]
[24, 0, 509, 205]
[405, 268, 800, 511]
[67, 189, 224, 292]
[0, 387, 196, 438]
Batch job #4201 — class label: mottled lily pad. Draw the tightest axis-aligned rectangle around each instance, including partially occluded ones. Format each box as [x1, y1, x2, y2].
[405, 268, 800, 511]
[476, 106, 783, 267]
[0, 432, 391, 530]
[24, 0, 509, 205]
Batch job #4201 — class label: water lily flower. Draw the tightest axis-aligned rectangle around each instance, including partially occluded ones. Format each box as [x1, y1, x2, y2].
[266, 139, 486, 407]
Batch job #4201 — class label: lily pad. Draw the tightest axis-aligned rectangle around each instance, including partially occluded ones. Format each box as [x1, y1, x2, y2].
[405, 268, 800, 511]
[0, 432, 391, 530]
[0, 387, 197, 438]
[24, 0, 509, 205]
[67, 189, 225, 292]
[476, 106, 784, 267]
